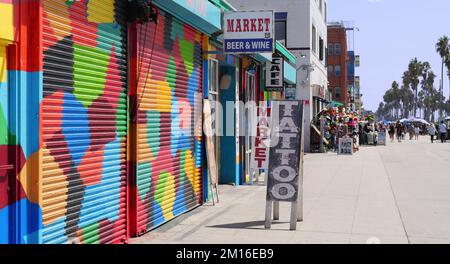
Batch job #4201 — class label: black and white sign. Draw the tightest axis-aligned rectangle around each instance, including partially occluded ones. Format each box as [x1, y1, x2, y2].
[265, 56, 284, 91]
[266, 101, 303, 202]
[338, 138, 353, 155]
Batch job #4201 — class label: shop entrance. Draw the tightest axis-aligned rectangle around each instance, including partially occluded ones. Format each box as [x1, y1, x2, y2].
[243, 71, 256, 184]
[208, 58, 221, 184]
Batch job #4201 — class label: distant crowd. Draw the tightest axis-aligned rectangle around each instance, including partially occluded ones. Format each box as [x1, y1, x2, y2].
[387, 121, 448, 143]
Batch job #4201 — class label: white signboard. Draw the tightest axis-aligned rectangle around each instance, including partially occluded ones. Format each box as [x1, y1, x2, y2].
[265, 56, 284, 91]
[338, 138, 353, 155]
[250, 103, 270, 172]
[223, 11, 274, 54]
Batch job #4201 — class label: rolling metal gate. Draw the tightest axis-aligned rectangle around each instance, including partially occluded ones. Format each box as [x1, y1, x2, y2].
[41, 0, 128, 244]
[135, 11, 204, 234]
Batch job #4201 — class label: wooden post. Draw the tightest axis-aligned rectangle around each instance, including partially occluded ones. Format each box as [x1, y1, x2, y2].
[273, 201, 280, 220]
[290, 201, 298, 231]
[265, 201, 273, 229]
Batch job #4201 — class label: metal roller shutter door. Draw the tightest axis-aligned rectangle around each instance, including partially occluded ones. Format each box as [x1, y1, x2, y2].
[41, 0, 128, 244]
[135, 11, 203, 234]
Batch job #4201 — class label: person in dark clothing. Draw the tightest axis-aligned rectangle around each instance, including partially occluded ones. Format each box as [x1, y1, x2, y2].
[395, 121, 403, 142]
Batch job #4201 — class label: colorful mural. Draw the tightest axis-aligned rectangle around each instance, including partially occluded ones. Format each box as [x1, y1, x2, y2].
[0, 0, 42, 244]
[133, 11, 204, 234]
[40, 0, 128, 244]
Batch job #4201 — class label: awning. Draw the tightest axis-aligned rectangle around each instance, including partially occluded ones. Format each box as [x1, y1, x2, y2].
[283, 61, 296, 84]
[153, 0, 221, 35]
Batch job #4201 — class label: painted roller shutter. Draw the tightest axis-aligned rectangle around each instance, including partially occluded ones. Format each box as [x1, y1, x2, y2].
[41, 0, 128, 244]
[135, 11, 203, 234]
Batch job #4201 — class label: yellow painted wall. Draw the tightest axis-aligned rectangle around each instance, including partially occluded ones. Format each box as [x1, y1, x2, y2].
[0, 3, 14, 45]
[0, 46, 6, 83]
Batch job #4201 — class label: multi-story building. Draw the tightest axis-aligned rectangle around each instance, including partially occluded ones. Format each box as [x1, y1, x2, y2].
[327, 22, 349, 106]
[227, 0, 329, 152]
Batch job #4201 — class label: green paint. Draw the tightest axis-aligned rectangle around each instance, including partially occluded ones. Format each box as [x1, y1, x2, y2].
[0, 104, 8, 145]
[73, 44, 110, 108]
[166, 56, 176, 91]
[154, 171, 169, 204]
[170, 20, 184, 42]
[137, 162, 152, 201]
[179, 40, 194, 76]
[65, 0, 76, 7]
[81, 223, 100, 244]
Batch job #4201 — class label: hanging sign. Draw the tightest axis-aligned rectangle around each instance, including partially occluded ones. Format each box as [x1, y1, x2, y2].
[223, 11, 274, 54]
[250, 103, 271, 172]
[265, 56, 284, 91]
[338, 138, 353, 155]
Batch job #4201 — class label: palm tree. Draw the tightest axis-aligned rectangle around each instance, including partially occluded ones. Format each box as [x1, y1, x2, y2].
[436, 36, 449, 115]
[407, 58, 422, 117]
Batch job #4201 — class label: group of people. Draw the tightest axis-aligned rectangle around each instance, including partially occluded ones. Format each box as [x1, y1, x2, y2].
[426, 121, 448, 143]
[316, 108, 363, 153]
[387, 120, 448, 143]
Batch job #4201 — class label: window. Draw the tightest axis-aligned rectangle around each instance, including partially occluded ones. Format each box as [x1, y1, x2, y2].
[327, 65, 334, 76]
[335, 43, 341, 55]
[328, 43, 333, 55]
[312, 25, 317, 54]
[275, 20, 287, 44]
[324, 2, 327, 22]
[335, 87, 342, 99]
[319, 37, 324, 61]
[335, 65, 341, 77]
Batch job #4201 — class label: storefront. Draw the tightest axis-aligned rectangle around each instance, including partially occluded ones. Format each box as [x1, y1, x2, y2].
[242, 42, 297, 185]
[128, 0, 222, 236]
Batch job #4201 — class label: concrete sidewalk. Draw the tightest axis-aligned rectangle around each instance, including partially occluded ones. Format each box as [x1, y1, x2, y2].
[131, 136, 450, 244]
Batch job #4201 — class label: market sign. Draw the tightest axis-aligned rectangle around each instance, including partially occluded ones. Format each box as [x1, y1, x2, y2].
[338, 138, 353, 155]
[266, 101, 303, 202]
[250, 103, 270, 172]
[265, 56, 284, 91]
[223, 11, 274, 54]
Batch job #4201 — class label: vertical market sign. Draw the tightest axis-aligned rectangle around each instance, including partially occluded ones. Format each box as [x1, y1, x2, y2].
[265, 56, 284, 91]
[250, 103, 270, 172]
[223, 11, 274, 54]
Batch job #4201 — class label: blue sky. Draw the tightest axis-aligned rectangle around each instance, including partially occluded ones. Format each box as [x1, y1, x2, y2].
[328, 0, 450, 112]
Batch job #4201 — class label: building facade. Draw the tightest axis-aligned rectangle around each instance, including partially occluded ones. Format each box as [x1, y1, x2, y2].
[227, 0, 329, 152]
[327, 23, 349, 106]
[0, 0, 296, 244]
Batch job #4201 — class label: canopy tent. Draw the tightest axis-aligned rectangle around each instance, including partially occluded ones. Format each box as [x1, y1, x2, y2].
[399, 117, 430, 125]
[327, 101, 344, 108]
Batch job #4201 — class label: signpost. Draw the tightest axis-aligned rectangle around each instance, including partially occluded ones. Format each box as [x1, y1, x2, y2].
[265, 101, 304, 231]
[338, 138, 353, 155]
[223, 11, 274, 54]
[265, 56, 284, 92]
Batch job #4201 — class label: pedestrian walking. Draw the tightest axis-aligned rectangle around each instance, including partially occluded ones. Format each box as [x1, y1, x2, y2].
[439, 121, 447, 143]
[428, 124, 436, 143]
[395, 121, 403, 142]
[388, 124, 395, 142]
[414, 126, 420, 140]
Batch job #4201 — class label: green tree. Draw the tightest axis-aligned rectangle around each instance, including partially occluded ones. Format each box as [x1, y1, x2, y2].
[436, 36, 449, 115]
[406, 58, 422, 117]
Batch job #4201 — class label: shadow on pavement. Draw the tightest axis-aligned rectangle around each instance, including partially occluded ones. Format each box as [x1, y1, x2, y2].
[208, 221, 289, 230]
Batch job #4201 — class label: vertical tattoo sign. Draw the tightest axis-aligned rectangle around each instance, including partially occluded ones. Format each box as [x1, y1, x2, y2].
[266, 101, 303, 202]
